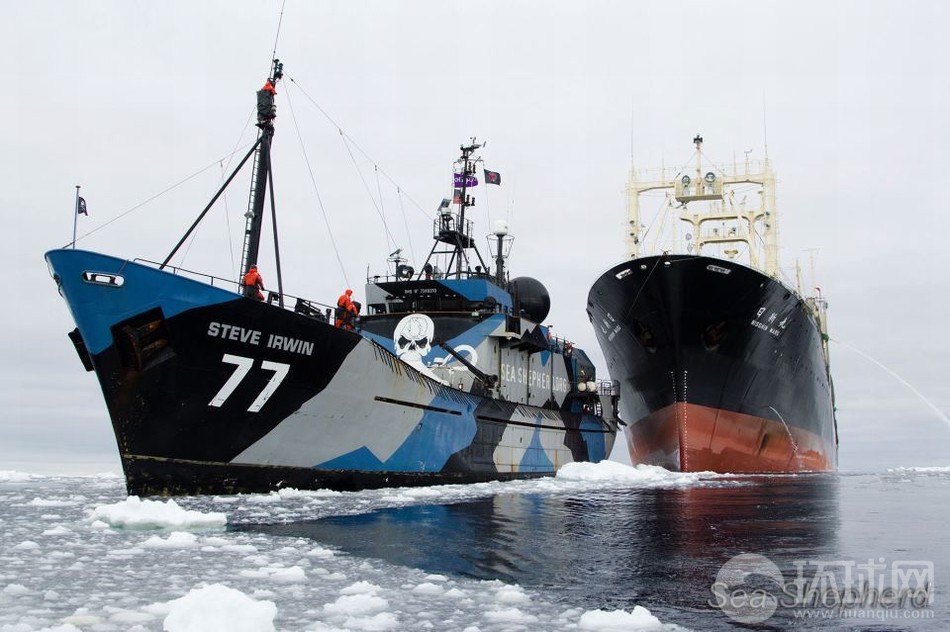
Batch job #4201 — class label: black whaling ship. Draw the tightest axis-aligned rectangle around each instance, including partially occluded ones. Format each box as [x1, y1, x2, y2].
[587, 135, 837, 472]
[46, 59, 619, 495]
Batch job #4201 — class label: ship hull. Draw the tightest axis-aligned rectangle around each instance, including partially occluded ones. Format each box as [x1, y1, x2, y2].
[48, 249, 616, 495]
[587, 255, 836, 473]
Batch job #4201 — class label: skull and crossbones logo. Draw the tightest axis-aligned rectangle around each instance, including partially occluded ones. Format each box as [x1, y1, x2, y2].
[393, 314, 435, 367]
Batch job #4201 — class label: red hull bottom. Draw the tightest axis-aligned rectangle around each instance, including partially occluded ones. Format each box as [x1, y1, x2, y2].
[626, 403, 833, 473]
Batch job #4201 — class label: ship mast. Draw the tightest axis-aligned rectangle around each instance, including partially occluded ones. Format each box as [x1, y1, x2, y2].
[160, 59, 287, 302]
[239, 59, 285, 293]
[420, 141, 490, 281]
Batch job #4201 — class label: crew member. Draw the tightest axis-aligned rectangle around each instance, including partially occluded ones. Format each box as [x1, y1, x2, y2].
[347, 300, 361, 331]
[336, 288, 355, 329]
[257, 79, 277, 120]
[244, 264, 265, 301]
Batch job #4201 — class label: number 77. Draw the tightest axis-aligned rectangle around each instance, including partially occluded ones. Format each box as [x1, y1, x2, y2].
[209, 353, 290, 412]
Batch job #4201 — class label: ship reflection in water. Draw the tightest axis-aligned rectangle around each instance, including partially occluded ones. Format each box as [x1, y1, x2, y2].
[237, 475, 843, 626]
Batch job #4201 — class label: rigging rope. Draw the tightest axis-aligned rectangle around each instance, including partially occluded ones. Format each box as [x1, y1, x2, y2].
[220, 160, 235, 277]
[373, 164, 393, 253]
[159, 107, 259, 270]
[397, 189, 416, 265]
[285, 74, 432, 221]
[69, 143, 256, 247]
[219, 109, 256, 278]
[284, 88, 350, 288]
[339, 131, 396, 253]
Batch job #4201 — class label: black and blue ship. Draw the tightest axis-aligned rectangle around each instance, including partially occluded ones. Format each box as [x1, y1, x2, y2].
[46, 60, 619, 496]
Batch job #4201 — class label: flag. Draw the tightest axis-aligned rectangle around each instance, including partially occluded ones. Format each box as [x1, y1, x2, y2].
[453, 173, 478, 187]
[484, 169, 502, 185]
[452, 189, 462, 204]
[78, 197, 88, 215]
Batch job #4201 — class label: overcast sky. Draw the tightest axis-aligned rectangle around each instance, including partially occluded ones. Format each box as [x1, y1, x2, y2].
[4, 0, 949, 474]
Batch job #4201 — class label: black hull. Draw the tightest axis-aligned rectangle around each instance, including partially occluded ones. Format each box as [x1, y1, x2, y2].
[587, 255, 837, 472]
[122, 455, 551, 496]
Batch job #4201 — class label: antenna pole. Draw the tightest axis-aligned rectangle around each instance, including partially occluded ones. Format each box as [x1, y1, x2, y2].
[455, 139, 481, 276]
[72, 185, 80, 249]
[495, 232, 506, 285]
[694, 133, 703, 183]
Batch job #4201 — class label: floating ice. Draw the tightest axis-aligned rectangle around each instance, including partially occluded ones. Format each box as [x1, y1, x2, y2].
[107, 608, 156, 625]
[162, 583, 276, 632]
[89, 496, 227, 530]
[484, 606, 538, 623]
[1, 474, 694, 631]
[3, 582, 30, 596]
[494, 584, 531, 605]
[141, 531, 200, 549]
[0, 470, 40, 483]
[342, 611, 400, 630]
[238, 565, 307, 583]
[27, 497, 81, 507]
[340, 580, 382, 595]
[578, 606, 669, 630]
[889, 465, 950, 473]
[12, 540, 40, 550]
[221, 543, 257, 553]
[556, 460, 716, 486]
[243, 492, 284, 504]
[412, 582, 444, 595]
[306, 545, 335, 559]
[322, 593, 390, 616]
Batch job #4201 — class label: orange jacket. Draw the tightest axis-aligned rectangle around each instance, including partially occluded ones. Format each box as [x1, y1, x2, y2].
[244, 269, 264, 289]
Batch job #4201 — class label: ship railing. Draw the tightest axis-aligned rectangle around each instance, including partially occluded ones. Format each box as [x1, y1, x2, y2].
[135, 258, 241, 292]
[631, 159, 770, 185]
[432, 212, 474, 244]
[366, 268, 496, 283]
[597, 380, 620, 397]
[549, 335, 574, 355]
[134, 258, 337, 322]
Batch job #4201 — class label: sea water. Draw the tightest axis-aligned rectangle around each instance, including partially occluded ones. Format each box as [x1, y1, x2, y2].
[0, 463, 946, 631]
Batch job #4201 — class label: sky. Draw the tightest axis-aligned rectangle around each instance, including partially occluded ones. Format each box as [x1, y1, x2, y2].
[3, 0, 950, 474]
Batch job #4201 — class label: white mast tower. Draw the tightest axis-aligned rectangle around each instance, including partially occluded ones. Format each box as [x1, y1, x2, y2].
[625, 134, 779, 278]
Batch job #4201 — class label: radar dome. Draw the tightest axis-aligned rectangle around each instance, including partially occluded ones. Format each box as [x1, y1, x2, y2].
[509, 276, 550, 323]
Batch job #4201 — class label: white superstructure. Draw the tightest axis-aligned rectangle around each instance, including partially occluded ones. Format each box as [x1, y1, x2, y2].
[625, 135, 779, 277]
